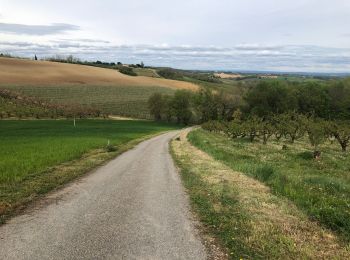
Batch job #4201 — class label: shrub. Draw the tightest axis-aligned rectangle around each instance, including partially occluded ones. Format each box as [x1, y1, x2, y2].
[118, 66, 137, 76]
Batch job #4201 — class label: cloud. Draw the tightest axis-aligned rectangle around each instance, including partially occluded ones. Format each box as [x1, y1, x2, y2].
[1, 40, 350, 73]
[0, 22, 80, 35]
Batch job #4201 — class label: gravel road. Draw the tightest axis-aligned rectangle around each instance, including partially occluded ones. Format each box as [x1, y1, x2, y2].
[0, 131, 207, 260]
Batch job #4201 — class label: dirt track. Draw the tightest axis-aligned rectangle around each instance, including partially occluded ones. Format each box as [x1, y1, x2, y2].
[0, 57, 198, 91]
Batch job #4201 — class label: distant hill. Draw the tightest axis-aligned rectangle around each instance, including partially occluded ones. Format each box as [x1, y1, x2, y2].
[0, 57, 199, 118]
[0, 57, 198, 91]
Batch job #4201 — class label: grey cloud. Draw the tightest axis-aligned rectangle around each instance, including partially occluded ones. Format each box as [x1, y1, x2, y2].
[1, 40, 350, 73]
[0, 22, 79, 35]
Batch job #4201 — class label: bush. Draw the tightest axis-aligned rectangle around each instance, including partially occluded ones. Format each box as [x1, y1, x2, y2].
[118, 66, 137, 76]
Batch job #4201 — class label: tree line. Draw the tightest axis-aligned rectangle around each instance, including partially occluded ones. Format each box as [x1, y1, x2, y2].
[148, 79, 350, 157]
[149, 78, 350, 123]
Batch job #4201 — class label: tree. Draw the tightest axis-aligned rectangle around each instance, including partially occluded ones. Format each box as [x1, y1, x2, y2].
[225, 121, 243, 139]
[171, 90, 192, 125]
[259, 120, 275, 144]
[148, 93, 165, 121]
[296, 82, 330, 118]
[242, 116, 261, 142]
[244, 81, 297, 116]
[306, 119, 326, 159]
[327, 80, 350, 120]
[280, 112, 307, 143]
[326, 121, 350, 152]
[195, 89, 218, 122]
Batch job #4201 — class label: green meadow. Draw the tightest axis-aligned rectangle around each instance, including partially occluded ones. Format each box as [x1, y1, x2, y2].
[0, 119, 179, 221]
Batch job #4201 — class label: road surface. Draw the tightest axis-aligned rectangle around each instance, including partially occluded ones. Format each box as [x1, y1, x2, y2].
[0, 131, 207, 260]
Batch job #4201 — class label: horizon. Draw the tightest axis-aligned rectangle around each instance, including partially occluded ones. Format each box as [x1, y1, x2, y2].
[1, 0, 350, 73]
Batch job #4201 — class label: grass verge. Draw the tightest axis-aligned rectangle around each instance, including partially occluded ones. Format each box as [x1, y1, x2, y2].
[187, 129, 350, 243]
[171, 129, 350, 259]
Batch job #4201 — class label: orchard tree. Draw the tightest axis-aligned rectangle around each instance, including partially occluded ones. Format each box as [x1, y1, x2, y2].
[242, 116, 261, 142]
[326, 121, 350, 152]
[281, 112, 307, 143]
[260, 120, 275, 144]
[306, 119, 326, 159]
[225, 121, 243, 139]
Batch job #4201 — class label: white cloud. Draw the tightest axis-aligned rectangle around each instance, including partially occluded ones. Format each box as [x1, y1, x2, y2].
[0, 0, 349, 72]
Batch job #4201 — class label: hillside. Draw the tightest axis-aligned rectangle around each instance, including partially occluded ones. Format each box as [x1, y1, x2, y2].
[0, 57, 198, 90]
[0, 58, 199, 118]
[0, 88, 102, 119]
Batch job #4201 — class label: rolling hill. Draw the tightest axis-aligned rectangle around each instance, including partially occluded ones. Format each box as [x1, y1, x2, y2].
[0, 58, 199, 118]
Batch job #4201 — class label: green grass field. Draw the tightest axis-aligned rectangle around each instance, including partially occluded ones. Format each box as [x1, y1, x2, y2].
[1, 85, 174, 119]
[188, 129, 350, 242]
[0, 119, 179, 221]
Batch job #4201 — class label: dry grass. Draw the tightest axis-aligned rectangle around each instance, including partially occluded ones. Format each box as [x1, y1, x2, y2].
[172, 129, 350, 259]
[0, 57, 198, 91]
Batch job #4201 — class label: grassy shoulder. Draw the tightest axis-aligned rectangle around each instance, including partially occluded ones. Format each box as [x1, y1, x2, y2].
[171, 129, 350, 259]
[0, 119, 180, 223]
[188, 129, 350, 242]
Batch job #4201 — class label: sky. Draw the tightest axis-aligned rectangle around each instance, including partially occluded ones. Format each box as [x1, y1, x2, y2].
[0, 0, 350, 73]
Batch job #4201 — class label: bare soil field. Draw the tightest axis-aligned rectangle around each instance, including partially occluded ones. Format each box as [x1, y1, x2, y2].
[0, 57, 198, 91]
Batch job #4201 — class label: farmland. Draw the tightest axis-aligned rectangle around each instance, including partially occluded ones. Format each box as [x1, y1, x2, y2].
[0, 119, 180, 221]
[0, 57, 199, 118]
[3, 84, 174, 118]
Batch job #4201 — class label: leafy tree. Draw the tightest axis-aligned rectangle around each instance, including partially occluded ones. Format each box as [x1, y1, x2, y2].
[306, 119, 326, 159]
[242, 116, 261, 142]
[171, 90, 192, 125]
[225, 121, 243, 139]
[327, 80, 350, 120]
[326, 121, 350, 152]
[296, 82, 330, 118]
[195, 89, 219, 122]
[244, 81, 298, 116]
[148, 93, 165, 121]
[280, 112, 307, 143]
[259, 120, 275, 144]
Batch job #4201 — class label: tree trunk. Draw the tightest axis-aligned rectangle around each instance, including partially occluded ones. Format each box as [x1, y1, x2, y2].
[341, 143, 347, 152]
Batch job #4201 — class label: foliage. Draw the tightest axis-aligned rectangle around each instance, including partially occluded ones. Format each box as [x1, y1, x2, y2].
[244, 80, 298, 116]
[148, 90, 193, 124]
[148, 93, 167, 121]
[244, 79, 350, 120]
[326, 120, 350, 152]
[117, 66, 137, 76]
